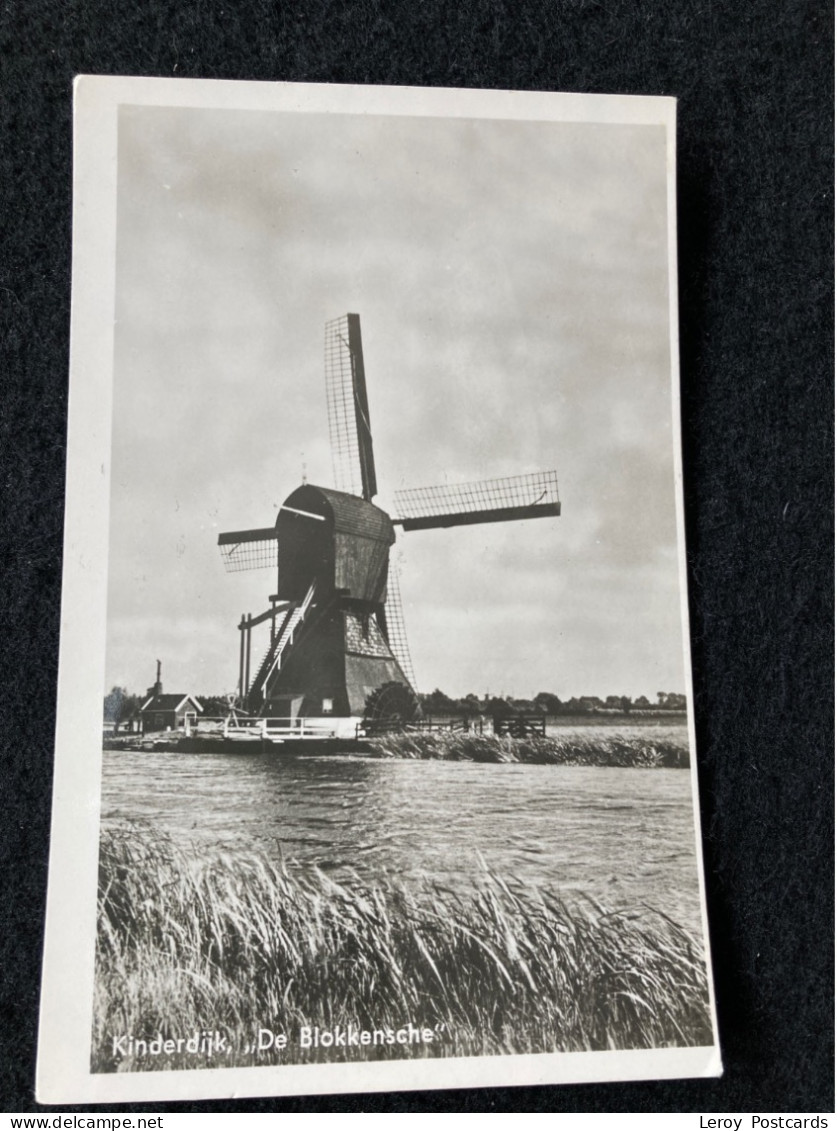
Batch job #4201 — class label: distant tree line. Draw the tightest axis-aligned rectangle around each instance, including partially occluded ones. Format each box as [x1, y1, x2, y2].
[418, 689, 688, 716]
[104, 685, 687, 725]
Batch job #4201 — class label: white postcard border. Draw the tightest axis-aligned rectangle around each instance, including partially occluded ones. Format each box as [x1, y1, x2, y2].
[37, 75, 720, 1105]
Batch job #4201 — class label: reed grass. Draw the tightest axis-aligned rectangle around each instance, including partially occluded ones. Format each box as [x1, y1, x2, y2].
[366, 729, 690, 767]
[93, 824, 712, 1073]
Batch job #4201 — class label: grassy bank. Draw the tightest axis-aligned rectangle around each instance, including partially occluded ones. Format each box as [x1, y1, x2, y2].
[366, 729, 690, 767]
[93, 825, 712, 1073]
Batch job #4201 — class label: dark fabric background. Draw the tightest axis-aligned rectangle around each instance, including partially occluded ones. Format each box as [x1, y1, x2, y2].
[0, 0, 832, 1115]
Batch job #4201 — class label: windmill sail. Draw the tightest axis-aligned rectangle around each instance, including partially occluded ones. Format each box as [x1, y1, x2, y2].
[393, 471, 561, 532]
[217, 527, 278, 572]
[324, 314, 377, 501]
[383, 556, 417, 691]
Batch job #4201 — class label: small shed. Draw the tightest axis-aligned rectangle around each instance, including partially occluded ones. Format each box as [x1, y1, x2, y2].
[140, 693, 203, 735]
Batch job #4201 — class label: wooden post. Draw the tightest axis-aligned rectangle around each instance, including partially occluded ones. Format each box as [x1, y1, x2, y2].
[244, 613, 251, 697]
[238, 615, 246, 700]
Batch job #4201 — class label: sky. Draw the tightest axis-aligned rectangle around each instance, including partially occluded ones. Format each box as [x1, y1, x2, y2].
[105, 102, 685, 701]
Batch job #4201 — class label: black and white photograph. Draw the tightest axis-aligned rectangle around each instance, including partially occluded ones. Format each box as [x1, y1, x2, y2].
[36, 78, 720, 1105]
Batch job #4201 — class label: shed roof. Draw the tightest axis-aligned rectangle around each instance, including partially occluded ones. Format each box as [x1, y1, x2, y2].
[140, 694, 203, 713]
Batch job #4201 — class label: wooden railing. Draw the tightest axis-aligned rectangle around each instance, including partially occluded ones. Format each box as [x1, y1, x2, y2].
[183, 714, 337, 739]
[356, 716, 486, 738]
[492, 713, 546, 738]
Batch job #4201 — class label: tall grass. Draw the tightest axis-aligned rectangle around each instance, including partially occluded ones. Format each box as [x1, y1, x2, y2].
[366, 730, 690, 767]
[93, 824, 712, 1073]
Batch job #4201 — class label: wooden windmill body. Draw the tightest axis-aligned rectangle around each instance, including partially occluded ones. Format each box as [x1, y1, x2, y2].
[218, 314, 561, 723]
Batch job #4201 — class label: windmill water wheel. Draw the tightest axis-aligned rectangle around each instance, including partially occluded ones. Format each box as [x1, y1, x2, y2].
[362, 681, 421, 731]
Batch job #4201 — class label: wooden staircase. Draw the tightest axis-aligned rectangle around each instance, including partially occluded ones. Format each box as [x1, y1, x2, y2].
[246, 580, 317, 707]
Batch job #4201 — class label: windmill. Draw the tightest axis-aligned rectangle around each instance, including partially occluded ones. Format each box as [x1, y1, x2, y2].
[217, 314, 561, 724]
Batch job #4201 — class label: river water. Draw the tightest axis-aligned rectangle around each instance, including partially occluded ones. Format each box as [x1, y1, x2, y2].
[100, 746, 706, 936]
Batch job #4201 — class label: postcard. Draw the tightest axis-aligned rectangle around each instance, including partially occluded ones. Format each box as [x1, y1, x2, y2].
[36, 76, 720, 1103]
